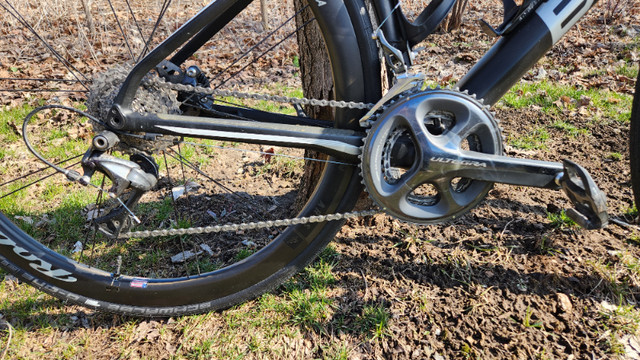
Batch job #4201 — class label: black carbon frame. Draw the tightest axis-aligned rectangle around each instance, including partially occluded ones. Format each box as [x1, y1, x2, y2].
[457, 0, 599, 105]
[106, 0, 377, 162]
[105, 0, 598, 163]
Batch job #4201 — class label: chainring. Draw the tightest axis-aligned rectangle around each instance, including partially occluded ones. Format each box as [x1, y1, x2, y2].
[361, 88, 503, 224]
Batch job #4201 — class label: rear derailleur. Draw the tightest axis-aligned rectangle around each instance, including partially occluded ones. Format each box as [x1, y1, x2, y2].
[78, 131, 159, 238]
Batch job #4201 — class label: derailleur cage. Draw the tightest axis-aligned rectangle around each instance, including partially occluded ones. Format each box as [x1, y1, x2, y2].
[78, 132, 159, 237]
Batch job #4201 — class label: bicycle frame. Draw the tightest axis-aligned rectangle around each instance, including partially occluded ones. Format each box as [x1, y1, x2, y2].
[106, 0, 598, 160]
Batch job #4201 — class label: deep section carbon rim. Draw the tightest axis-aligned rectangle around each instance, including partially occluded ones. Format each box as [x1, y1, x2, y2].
[0, 0, 380, 315]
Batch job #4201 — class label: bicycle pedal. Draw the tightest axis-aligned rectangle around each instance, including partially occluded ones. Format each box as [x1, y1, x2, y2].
[558, 159, 608, 229]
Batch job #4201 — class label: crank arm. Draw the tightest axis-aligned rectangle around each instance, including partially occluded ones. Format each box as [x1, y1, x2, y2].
[431, 151, 608, 229]
[436, 151, 563, 189]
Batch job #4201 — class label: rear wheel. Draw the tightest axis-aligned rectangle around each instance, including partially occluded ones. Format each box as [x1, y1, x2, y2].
[0, 0, 380, 316]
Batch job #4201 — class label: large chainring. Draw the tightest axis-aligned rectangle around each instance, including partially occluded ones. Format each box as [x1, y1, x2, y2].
[361, 88, 503, 224]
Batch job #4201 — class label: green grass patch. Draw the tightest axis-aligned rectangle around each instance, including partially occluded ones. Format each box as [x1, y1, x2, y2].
[507, 127, 550, 150]
[499, 80, 633, 122]
[616, 63, 639, 79]
[547, 210, 577, 229]
[551, 120, 589, 137]
[357, 303, 390, 340]
[0, 103, 33, 144]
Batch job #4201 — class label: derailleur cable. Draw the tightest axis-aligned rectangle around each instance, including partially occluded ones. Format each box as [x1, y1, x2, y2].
[22, 104, 107, 182]
[22, 104, 142, 224]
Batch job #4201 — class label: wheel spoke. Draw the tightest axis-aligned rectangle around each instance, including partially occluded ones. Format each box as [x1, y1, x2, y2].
[106, 0, 136, 61]
[164, 147, 268, 221]
[137, 0, 173, 62]
[213, 18, 314, 90]
[0, 0, 90, 90]
[0, 158, 83, 200]
[124, 0, 147, 56]
[208, 5, 308, 87]
[0, 88, 89, 93]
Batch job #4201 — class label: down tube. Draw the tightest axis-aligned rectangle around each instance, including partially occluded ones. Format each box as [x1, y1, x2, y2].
[456, 0, 597, 106]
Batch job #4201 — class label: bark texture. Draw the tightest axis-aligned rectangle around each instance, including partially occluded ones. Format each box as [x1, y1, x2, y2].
[440, 0, 469, 32]
[293, 0, 332, 206]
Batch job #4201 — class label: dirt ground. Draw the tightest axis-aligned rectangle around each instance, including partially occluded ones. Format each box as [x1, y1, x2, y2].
[0, 0, 639, 359]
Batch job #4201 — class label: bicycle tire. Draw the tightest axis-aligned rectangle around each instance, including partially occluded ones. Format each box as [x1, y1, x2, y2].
[0, 0, 381, 316]
[630, 69, 640, 211]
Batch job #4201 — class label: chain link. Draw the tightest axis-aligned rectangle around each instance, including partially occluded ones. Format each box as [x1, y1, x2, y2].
[119, 209, 379, 239]
[146, 77, 375, 110]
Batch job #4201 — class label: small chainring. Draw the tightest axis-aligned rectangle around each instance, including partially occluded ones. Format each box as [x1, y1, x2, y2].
[361, 88, 503, 224]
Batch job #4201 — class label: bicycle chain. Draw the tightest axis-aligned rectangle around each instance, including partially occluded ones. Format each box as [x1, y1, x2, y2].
[119, 209, 379, 239]
[146, 77, 375, 110]
[114, 76, 381, 239]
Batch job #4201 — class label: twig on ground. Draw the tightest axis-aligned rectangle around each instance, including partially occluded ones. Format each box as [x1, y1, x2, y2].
[610, 217, 640, 231]
[500, 219, 516, 240]
[0, 317, 13, 360]
[360, 269, 369, 300]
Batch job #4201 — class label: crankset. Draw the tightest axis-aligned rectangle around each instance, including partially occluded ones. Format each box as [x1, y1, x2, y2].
[361, 88, 608, 229]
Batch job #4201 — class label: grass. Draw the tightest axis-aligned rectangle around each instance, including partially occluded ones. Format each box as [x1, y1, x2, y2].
[521, 305, 543, 329]
[357, 304, 390, 340]
[550, 120, 589, 137]
[547, 210, 577, 229]
[0, 5, 637, 358]
[253, 154, 303, 178]
[0, 244, 366, 359]
[499, 80, 633, 122]
[588, 251, 640, 302]
[507, 127, 550, 150]
[598, 302, 640, 355]
[616, 63, 639, 79]
[0, 104, 32, 144]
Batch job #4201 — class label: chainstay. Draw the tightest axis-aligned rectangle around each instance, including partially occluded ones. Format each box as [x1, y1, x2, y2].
[88, 75, 380, 239]
[118, 209, 380, 239]
[147, 77, 375, 110]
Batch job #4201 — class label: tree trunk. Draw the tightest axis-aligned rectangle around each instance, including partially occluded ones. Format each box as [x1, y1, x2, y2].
[439, 0, 469, 32]
[260, 0, 269, 31]
[293, 0, 333, 207]
[80, 0, 96, 38]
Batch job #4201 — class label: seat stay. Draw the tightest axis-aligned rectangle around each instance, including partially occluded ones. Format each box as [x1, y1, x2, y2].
[111, 0, 253, 111]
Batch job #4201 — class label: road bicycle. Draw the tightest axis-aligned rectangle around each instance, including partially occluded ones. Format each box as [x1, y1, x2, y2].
[0, 0, 635, 317]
